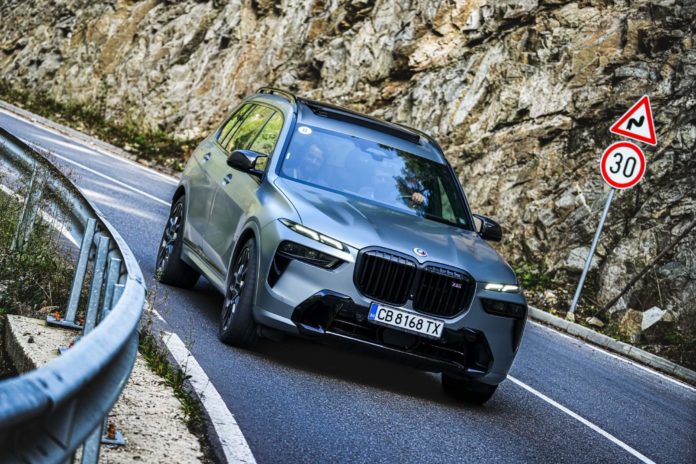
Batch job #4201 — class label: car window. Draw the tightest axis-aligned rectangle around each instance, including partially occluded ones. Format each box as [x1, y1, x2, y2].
[218, 103, 253, 148]
[280, 125, 471, 229]
[224, 105, 274, 153]
[249, 111, 283, 156]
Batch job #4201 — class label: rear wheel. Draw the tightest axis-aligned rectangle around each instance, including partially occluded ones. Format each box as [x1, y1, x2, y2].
[219, 238, 259, 348]
[442, 374, 498, 405]
[155, 196, 199, 288]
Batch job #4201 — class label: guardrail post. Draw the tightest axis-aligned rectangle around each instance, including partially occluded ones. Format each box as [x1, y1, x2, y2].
[11, 161, 47, 251]
[83, 235, 110, 334]
[111, 284, 125, 312]
[80, 425, 103, 464]
[99, 255, 122, 322]
[48, 218, 97, 330]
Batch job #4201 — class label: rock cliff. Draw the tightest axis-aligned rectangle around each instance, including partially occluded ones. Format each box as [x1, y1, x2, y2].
[1, 0, 694, 325]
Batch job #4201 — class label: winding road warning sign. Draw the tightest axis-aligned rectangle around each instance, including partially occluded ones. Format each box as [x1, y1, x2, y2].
[600, 141, 646, 189]
[609, 95, 657, 146]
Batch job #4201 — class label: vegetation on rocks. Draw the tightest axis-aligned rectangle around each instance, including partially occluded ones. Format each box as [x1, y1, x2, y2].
[0, 80, 198, 172]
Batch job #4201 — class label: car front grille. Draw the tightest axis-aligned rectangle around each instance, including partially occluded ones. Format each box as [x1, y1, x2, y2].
[353, 249, 475, 318]
[412, 265, 475, 317]
[354, 249, 416, 305]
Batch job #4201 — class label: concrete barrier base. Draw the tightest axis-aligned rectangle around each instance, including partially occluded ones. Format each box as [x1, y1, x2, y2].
[3, 315, 205, 463]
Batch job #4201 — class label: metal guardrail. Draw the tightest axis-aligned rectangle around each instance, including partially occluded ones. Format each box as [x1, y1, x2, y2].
[0, 127, 146, 463]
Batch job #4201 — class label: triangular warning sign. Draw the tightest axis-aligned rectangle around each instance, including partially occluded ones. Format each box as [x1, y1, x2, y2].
[610, 95, 657, 146]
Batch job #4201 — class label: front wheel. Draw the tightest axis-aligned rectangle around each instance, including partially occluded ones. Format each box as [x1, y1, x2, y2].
[442, 374, 498, 405]
[219, 238, 259, 348]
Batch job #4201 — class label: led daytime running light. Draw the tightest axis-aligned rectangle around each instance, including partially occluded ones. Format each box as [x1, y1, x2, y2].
[484, 282, 520, 293]
[280, 219, 346, 251]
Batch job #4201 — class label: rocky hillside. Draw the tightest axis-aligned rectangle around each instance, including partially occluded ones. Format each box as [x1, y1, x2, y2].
[0, 1, 694, 334]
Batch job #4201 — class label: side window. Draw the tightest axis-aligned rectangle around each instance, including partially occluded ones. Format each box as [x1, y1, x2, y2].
[249, 112, 283, 156]
[225, 106, 274, 152]
[217, 103, 253, 148]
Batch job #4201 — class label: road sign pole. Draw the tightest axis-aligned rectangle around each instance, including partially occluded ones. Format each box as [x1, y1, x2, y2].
[567, 188, 616, 319]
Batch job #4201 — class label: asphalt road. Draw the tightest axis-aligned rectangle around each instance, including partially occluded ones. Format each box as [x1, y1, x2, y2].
[1, 107, 694, 464]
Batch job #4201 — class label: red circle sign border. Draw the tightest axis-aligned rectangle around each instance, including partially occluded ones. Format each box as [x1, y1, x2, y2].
[600, 141, 646, 189]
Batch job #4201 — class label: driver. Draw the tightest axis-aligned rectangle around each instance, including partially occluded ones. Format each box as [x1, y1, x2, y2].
[291, 143, 326, 184]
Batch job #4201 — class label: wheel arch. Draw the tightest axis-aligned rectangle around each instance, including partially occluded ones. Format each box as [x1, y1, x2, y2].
[172, 185, 186, 205]
[228, 221, 263, 304]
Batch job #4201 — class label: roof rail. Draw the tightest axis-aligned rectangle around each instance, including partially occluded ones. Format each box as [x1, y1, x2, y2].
[256, 87, 296, 105]
[303, 99, 422, 145]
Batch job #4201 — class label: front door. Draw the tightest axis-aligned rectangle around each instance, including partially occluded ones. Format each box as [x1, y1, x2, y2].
[204, 105, 283, 273]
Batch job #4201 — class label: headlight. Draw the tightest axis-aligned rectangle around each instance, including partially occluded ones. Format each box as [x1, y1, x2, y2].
[277, 241, 342, 269]
[481, 298, 527, 319]
[484, 283, 520, 293]
[280, 219, 346, 251]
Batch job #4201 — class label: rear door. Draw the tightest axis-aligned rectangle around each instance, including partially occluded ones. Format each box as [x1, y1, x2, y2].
[205, 106, 284, 273]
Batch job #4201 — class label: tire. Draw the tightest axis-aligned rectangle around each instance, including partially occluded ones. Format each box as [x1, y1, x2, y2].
[442, 373, 498, 405]
[155, 196, 200, 289]
[219, 238, 259, 348]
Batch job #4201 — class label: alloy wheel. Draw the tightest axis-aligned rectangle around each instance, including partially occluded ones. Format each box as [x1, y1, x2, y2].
[156, 201, 183, 275]
[222, 247, 250, 331]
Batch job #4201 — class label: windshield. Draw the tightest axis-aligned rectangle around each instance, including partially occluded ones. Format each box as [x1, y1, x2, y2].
[279, 124, 471, 229]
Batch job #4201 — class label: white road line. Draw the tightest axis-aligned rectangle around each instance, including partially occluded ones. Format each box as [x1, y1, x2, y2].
[162, 329, 257, 464]
[508, 376, 656, 464]
[24, 141, 171, 207]
[0, 106, 179, 185]
[530, 321, 696, 394]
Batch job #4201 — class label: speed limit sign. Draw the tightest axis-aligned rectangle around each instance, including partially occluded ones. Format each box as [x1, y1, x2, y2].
[600, 141, 646, 189]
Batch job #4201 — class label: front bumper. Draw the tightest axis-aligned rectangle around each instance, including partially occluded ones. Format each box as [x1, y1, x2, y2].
[291, 290, 494, 378]
[253, 219, 527, 385]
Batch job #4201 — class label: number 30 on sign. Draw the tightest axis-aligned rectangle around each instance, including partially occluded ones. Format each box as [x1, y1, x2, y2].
[600, 141, 646, 189]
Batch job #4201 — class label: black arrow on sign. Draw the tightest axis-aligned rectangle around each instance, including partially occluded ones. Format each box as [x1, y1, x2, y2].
[626, 116, 645, 130]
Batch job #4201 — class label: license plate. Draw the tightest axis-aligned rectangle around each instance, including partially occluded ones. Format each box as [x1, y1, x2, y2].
[368, 303, 444, 339]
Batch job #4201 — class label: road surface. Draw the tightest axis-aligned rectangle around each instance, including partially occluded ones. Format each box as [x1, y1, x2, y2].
[1, 106, 694, 464]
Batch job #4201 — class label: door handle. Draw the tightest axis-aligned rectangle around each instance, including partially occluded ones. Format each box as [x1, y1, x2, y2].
[202, 153, 211, 162]
[221, 173, 233, 185]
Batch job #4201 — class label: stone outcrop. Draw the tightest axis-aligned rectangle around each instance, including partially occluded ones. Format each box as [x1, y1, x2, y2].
[0, 0, 694, 323]
[640, 306, 677, 342]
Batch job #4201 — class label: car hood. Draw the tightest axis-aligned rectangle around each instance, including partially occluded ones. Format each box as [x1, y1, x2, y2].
[275, 178, 517, 284]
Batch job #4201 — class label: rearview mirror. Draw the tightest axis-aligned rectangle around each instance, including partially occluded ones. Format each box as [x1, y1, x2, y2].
[473, 214, 502, 242]
[227, 149, 267, 177]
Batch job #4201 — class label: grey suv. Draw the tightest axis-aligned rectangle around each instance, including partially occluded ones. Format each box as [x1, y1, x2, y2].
[156, 88, 527, 404]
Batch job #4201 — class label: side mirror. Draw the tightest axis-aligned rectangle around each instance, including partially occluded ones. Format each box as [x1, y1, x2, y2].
[227, 149, 268, 177]
[473, 214, 502, 242]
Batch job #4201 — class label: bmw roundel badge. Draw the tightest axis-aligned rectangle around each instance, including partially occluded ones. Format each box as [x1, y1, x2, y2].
[413, 247, 428, 257]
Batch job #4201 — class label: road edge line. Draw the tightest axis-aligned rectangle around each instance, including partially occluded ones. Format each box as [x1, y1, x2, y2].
[528, 306, 696, 386]
[161, 329, 257, 464]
